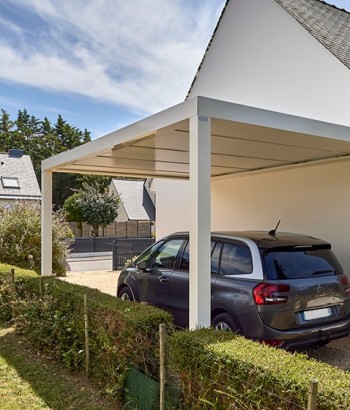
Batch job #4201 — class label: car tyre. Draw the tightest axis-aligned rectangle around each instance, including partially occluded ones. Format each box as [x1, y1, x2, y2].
[118, 287, 134, 302]
[212, 313, 239, 333]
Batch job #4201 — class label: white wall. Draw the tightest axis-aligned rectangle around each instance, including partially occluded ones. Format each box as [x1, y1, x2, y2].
[155, 160, 350, 273]
[153, 0, 350, 273]
[189, 0, 350, 127]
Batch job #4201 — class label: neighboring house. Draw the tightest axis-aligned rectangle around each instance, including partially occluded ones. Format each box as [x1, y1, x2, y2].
[0, 149, 41, 206]
[110, 179, 155, 223]
[152, 0, 350, 272]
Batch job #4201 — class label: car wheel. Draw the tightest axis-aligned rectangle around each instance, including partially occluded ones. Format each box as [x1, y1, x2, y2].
[212, 313, 239, 333]
[118, 287, 134, 302]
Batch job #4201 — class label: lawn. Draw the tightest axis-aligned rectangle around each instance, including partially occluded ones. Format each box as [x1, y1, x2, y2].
[0, 324, 121, 410]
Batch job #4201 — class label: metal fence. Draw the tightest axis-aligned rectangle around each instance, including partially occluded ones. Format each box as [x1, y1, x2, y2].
[112, 238, 155, 269]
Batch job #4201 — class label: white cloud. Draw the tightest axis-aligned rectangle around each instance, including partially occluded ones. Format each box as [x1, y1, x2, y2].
[0, 0, 225, 115]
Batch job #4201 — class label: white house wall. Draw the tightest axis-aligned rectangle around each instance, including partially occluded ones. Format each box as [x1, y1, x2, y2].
[155, 160, 350, 272]
[189, 0, 350, 127]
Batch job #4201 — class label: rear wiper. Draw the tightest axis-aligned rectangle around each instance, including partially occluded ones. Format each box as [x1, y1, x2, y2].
[312, 269, 334, 276]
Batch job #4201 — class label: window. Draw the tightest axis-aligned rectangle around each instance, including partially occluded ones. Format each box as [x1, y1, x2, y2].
[1, 177, 20, 189]
[263, 248, 342, 280]
[220, 243, 252, 275]
[211, 242, 221, 274]
[179, 241, 189, 271]
[149, 239, 184, 269]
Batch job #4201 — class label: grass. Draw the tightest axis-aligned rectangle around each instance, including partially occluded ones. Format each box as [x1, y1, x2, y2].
[0, 323, 122, 410]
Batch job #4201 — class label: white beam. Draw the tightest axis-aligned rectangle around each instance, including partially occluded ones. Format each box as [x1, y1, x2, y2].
[189, 115, 211, 329]
[41, 170, 53, 276]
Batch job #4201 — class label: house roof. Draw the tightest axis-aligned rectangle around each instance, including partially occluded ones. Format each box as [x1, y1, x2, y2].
[0, 152, 41, 201]
[275, 0, 350, 70]
[111, 179, 155, 221]
[187, 0, 350, 99]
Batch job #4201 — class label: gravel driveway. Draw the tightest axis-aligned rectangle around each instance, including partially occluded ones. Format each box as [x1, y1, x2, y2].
[60, 269, 350, 370]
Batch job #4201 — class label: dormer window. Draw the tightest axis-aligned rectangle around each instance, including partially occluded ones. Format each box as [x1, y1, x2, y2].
[1, 177, 20, 189]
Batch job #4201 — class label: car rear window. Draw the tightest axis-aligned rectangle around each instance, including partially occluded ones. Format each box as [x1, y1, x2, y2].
[263, 247, 343, 280]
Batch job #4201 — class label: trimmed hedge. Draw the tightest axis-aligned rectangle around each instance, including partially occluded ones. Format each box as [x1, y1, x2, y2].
[169, 329, 350, 409]
[0, 266, 172, 399]
[0, 263, 38, 321]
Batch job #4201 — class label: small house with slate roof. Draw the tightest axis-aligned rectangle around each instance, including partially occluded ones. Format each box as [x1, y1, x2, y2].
[152, 0, 350, 271]
[110, 179, 155, 222]
[0, 149, 41, 206]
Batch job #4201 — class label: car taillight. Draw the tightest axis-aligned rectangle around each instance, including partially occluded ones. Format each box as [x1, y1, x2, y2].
[341, 275, 350, 294]
[253, 283, 290, 305]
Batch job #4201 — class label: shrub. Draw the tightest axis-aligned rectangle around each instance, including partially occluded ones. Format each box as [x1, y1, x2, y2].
[0, 202, 73, 274]
[0, 263, 38, 322]
[169, 329, 350, 409]
[6, 274, 172, 399]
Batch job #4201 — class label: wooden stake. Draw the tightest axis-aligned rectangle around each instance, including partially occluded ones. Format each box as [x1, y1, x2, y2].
[307, 379, 318, 410]
[84, 295, 90, 377]
[159, 324, 166, 410]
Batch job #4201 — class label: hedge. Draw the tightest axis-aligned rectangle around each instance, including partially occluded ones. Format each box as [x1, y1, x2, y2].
[169, 329, 350, 409]
[2, 263, 350, 408]
[0, 265, 173, 399]
[0, 263, 38, 321]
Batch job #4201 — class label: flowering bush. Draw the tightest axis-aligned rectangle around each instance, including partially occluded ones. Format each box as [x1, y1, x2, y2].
[0, 201, 73, 274]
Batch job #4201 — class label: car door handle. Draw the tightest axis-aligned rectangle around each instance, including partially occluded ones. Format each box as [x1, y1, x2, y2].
[159, 276, 169, 283]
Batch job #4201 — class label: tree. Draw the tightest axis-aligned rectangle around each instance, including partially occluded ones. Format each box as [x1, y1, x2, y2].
[0, 202, 73, 275]
[63, 193, 84, 236]
[0, 108, 93, 209]
[74, 183, 119, 237]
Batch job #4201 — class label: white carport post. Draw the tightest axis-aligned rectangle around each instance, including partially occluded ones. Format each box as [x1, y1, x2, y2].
[189, 115, 211, 329]
[41, 170, 53, 276]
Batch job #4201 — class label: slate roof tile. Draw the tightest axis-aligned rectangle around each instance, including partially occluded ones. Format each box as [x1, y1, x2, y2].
[275, 0, 350, 69]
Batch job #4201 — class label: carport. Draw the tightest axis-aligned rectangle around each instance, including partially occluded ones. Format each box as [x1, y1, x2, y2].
[41, 96, 350, 329]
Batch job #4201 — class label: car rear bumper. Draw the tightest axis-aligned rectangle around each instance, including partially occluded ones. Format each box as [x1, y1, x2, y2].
[256, 316, 350, 349]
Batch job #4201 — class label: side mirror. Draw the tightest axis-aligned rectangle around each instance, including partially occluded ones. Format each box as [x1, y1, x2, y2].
[137, 260, 147, 271]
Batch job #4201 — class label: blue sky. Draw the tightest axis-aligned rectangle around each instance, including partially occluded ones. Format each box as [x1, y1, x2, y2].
[0, 0, 349, 139]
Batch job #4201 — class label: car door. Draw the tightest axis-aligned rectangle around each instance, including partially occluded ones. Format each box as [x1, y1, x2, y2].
[166, 240, 219, 328]
[138, 238, 185, 312]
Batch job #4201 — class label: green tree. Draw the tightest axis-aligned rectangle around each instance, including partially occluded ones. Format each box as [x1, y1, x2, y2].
[77, 183, 119, 237]
[0, 108, 94, 209]
[63, 193, 84, 236]
[0, 202, 73, 275]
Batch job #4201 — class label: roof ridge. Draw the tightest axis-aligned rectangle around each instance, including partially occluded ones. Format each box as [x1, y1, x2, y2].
[316, 0, 350, 15]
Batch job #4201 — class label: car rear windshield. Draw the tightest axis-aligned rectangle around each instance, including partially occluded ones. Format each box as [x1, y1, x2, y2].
[262, 247, 343, 280]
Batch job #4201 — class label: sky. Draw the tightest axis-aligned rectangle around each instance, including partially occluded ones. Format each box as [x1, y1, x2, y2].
[0, 0, 350, 140]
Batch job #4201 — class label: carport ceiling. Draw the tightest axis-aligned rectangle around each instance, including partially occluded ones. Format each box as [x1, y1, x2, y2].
[43, 97, 350, 179]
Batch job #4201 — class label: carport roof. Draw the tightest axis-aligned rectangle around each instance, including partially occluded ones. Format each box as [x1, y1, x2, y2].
[42, 96, 350, 179]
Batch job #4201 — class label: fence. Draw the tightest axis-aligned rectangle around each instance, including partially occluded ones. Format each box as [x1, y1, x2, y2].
[69, 221, 153, 238]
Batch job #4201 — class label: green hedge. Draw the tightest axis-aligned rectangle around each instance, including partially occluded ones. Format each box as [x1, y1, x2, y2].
[0, 263, 38, 321]
[0, 267, 173, 399]
[169, 329, 350, 409]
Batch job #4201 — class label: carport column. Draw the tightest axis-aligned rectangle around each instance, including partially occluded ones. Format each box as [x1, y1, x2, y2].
[189, 115, 211, 329]
[41, 170, 53, 276]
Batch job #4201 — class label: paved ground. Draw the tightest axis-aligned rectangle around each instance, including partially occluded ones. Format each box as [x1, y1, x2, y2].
[62, 254, 119, 296]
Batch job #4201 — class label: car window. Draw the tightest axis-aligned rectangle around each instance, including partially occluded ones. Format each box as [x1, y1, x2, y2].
[220, 242, 253, 275]
[211, 242, 221, 274]
[149, 239, 184, 269]
[179, 241, 189, 271]
[263, 248, 343, 280]
[178, 241, 219, 273]
[134, 241, 164, 265]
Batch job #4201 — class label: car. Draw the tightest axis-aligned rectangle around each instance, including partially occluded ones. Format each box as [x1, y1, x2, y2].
[116, 230, 350, 349]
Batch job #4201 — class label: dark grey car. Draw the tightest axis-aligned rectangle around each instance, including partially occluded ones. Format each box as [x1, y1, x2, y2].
[116, 231, 350, 348]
